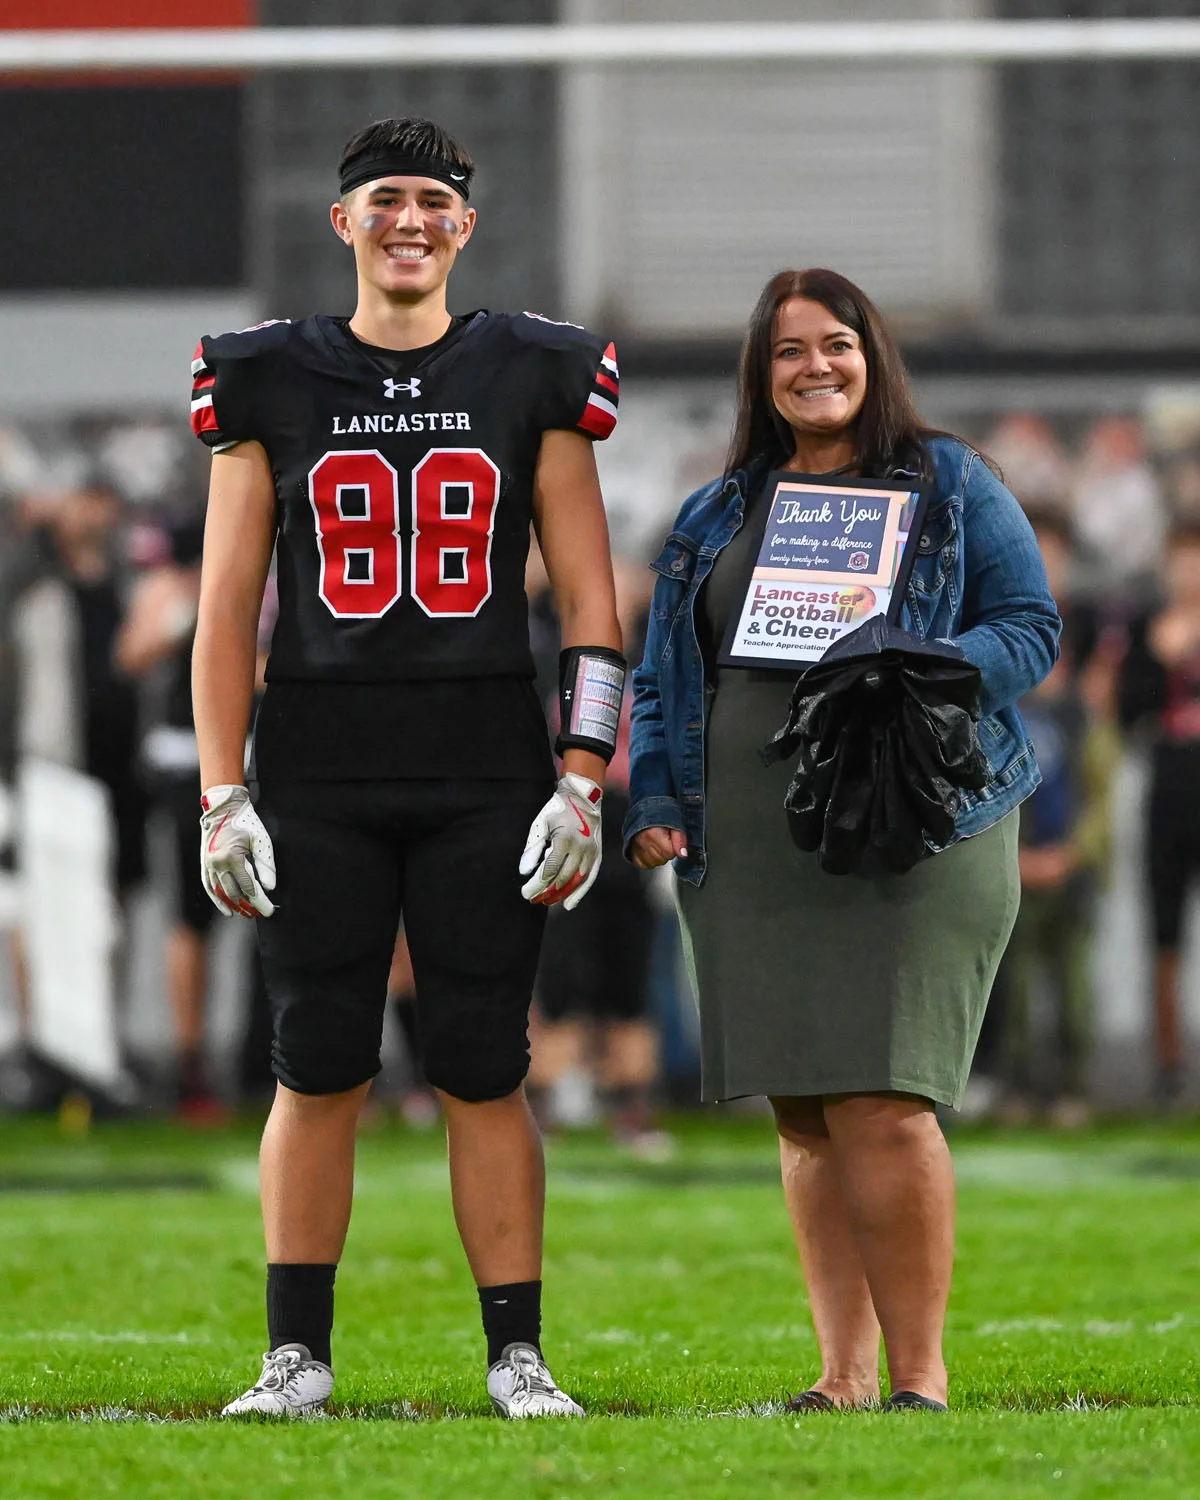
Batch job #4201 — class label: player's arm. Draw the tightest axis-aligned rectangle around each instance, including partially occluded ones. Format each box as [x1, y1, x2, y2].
[191, 442, 279, 919]
[193, 442, 276, 786]
[531, 428, 623, 787]
[521, 429, 623, 910]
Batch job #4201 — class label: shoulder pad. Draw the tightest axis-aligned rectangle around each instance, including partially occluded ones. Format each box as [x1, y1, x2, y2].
[191, 320, 291, 448]
[201, 319, 295, 363]
[504, 310, 608, 355]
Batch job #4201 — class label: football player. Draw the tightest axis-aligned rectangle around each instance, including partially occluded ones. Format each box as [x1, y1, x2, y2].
[189, 116, 625, 1418]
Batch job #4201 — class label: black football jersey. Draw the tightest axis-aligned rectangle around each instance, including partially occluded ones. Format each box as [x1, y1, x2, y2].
[189, 311, 619, 687]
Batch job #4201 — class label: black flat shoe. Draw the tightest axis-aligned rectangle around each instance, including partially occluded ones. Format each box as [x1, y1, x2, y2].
[884, 1390, 948, 1411]
[784, 1389, 836, 1413]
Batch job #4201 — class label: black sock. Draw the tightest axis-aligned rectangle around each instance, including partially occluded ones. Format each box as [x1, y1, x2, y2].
[478, 1280, 542, 1365]
[266, 1263, 337, 1368]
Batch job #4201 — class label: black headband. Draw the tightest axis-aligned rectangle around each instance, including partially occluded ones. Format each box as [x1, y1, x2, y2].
[339, 152, 470, 201]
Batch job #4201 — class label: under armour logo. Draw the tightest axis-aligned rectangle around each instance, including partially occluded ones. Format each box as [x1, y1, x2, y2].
[383, 377, 421, 399]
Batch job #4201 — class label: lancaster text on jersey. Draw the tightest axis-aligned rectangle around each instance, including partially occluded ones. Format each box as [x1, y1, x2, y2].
[332, 411, 472, 434]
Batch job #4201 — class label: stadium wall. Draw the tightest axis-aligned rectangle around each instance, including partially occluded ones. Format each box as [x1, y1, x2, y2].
[561, 0, 995, 341]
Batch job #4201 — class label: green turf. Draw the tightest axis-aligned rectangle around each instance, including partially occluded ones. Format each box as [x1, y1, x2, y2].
[0, 1112, 1197, 1497]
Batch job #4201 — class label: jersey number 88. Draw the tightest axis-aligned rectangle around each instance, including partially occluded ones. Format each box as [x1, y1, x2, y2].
[308, 447, 501, 620]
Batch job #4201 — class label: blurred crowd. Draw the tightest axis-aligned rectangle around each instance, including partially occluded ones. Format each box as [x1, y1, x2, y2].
[3, 400, 1200, 1132]
[963, 408, 1200, 1122]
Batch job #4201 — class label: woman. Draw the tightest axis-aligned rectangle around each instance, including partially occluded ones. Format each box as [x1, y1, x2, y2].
[625, 269, 1059, 1411]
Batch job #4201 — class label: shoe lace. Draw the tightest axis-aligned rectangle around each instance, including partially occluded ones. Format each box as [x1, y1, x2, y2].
[253, 1348, 302, 1395]
[507, 1348, 558, 1398]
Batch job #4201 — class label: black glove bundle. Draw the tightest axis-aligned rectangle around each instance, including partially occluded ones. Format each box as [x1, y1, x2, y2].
[760, 616, 990, 877]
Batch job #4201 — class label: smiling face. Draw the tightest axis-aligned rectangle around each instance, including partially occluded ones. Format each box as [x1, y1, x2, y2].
[331, 176, 475, 301]
[770, 297, 868, 446]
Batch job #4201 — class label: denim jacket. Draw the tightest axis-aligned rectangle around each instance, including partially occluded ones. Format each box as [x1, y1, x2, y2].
[624, 435, 1061, 887]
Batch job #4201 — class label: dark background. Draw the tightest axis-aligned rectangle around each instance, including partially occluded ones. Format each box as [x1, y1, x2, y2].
[0, 85, 244, 290]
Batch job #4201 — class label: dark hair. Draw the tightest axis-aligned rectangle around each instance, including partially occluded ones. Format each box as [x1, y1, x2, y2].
[726, 268, 938, 480]
[338, 117, 474, 197]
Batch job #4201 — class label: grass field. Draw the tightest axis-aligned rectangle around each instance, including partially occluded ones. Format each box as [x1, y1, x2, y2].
[1, 1111, 1199, 1497]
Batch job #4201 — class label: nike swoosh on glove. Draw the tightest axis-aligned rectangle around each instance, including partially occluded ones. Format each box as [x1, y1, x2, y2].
[519, 773, 603, 912]
[199, 784, 277, 919]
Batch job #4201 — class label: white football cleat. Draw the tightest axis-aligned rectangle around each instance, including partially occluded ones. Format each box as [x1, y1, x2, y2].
[487, 1342, 585, 1419]
[220, 1343, 333, 1417]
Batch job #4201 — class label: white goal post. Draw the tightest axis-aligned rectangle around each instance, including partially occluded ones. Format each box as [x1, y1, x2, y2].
[0, 20, 1199, 73]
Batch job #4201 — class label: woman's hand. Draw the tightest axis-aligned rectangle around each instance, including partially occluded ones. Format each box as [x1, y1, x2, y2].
[631, 827, 689, 869]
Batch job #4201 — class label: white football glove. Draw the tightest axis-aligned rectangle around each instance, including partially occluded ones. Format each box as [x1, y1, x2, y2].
[519, 773, 603, 912]
[199, 784, 276, 919]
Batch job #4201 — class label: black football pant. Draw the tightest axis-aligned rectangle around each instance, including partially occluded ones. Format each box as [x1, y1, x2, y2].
[537, 794, 655, 1022]
[255, 778, 550, 1101]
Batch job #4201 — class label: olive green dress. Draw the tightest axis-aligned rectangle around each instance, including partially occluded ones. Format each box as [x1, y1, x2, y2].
[676, 490, 1020, 1108]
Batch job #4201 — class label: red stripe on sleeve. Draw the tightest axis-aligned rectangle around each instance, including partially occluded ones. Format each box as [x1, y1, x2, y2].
[192, 375, 216, 392]
[578, 402, 617, 440]
[595, 371, 619, 397]
[190, 405, 220, 437]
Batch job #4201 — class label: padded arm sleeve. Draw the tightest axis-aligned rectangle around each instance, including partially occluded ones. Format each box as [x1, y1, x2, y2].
[555, 646, 628, 761]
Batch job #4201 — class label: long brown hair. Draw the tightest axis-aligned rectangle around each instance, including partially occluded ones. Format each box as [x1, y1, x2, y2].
[726, 268, 935, 480]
